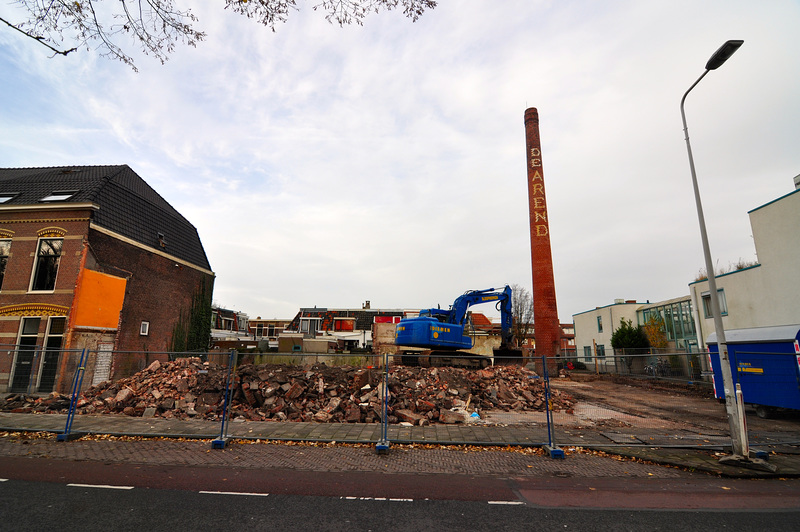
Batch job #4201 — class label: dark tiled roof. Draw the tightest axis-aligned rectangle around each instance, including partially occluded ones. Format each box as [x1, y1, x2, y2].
[0, 165, 211, 271]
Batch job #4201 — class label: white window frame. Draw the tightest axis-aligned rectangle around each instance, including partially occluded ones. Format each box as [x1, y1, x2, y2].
[9, 317, 42, 393]
[300, 318, 320, 334]
[596, 344, 606, 359]
[701, 289, 728, 319]
[0, 238, 11, 291]
[29, 237, 63, 292]
[583, 346, 592, 363]
[140, 321, 150, 336]
[40, 190, 77, 202]
[37, 316, 66, 392]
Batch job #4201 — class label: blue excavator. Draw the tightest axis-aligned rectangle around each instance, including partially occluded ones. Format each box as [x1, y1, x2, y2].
[394, 286, 522, 368]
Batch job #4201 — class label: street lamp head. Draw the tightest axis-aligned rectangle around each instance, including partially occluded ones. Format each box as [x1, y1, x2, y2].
[705, 40, 744, 70]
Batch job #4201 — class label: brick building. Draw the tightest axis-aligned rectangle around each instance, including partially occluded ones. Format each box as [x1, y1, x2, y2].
[0, 166, 214, 394]
[284, 305, 405, 352]
[248, 317, 292, 350]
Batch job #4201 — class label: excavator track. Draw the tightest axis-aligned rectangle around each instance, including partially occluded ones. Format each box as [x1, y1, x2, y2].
[398, 349, 525, 369]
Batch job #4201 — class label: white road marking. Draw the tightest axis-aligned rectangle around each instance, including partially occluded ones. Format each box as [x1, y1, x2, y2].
[0, 479, 8, 482]
[199, 491, 270, 497]
[67, 484, 134, 490]
[488, 500, 525, 505]
[341, 497, 414, 502]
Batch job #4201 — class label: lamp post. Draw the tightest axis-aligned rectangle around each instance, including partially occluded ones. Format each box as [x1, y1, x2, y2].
[680, 40, 747, 459]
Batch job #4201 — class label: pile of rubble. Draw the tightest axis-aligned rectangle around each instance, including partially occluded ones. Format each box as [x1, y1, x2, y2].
[2, 358, 575, 425]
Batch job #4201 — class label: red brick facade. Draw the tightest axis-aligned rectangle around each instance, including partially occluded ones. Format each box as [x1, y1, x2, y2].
[0, 194, 213, 394]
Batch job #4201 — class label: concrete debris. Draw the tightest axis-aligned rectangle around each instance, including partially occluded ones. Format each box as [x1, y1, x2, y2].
[1, 358, 575, 425]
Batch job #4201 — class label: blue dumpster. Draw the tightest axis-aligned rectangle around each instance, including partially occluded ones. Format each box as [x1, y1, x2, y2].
[707, 325, 800, 418]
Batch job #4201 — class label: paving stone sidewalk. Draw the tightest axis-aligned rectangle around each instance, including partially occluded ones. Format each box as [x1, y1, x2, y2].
[1, 412, 798, 478]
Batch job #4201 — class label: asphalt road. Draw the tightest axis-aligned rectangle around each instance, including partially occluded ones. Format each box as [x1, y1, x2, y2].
[4, 455, 800, 508]
[3, 454, 800, 531]
[2, 476, 800, 532]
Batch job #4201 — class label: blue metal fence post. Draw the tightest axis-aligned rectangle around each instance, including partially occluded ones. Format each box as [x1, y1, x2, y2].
[375, 352, 390, 454]
[212, 349, 237, 449]
[542, 353, 564, 459]
[57, 348, 88, 442]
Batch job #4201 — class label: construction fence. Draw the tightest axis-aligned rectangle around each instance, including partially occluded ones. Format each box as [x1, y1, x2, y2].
[1, 347, 798, 453]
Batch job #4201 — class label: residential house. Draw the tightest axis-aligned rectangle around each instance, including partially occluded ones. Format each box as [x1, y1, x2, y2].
[283, 303, 405, 353]
[572, 300, 644, 370]
[282, 303, 528, 361]
[209, 306, 255, 350]
[248, 317, 291, 350]
[560, 323, 576, 358]
[0, 165, 214, 393]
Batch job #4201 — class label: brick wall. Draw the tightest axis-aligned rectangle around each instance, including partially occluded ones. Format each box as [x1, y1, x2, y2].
[0, 207, 214, 391]
[86, 228, 215, 355]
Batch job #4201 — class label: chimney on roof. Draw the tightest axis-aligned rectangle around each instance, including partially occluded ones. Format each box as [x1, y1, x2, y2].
[363, 300, 371, 309]
[794, 174, 800, 190]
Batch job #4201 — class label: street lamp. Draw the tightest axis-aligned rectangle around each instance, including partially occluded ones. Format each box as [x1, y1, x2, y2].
[680, 40, 747, 460]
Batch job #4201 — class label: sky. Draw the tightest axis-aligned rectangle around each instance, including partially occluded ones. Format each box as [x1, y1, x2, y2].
[1, 1, 798, 322]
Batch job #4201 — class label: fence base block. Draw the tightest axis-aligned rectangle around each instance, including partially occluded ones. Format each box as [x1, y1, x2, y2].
[751, 449, 769, 461]
[375, 440, 390, 455]
[211, 437, 230, 450]
[544, 445, 565, 459]
[718, 453, 777, 472]
[56, 432, 86, 442]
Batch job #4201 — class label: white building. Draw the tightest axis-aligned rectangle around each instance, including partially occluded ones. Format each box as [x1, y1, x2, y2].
[573, 299, 642, 368]
[573, 175, 799, 367]
[690, 177, 800, 349]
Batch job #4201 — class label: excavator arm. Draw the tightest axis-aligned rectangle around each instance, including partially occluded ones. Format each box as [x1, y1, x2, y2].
[396, 285, 515, 351]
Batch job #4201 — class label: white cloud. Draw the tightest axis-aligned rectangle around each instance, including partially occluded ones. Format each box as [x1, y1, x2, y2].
[1, 0, 798, 322]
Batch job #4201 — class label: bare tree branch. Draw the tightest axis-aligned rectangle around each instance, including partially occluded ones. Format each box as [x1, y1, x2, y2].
[4, 0, 436, 71]
[510, 284, 535, 349]
[0, 14, 77, 56]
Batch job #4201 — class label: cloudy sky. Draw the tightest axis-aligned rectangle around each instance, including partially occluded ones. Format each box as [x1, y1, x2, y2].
[1, 1, 797, 322]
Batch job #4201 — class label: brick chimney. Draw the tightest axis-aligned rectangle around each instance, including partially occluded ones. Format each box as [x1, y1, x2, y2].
[524, 108, 561, 366]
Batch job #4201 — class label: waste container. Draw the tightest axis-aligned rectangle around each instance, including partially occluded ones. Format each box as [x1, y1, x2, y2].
[707, 325, 800, 418]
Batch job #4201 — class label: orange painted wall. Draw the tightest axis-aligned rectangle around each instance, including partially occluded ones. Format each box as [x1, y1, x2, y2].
[72, 269, 127, 329]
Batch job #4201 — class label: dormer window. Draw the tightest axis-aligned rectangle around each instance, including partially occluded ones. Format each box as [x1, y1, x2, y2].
[0, 193, 18, 204]
[40, 190, 78, 202]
